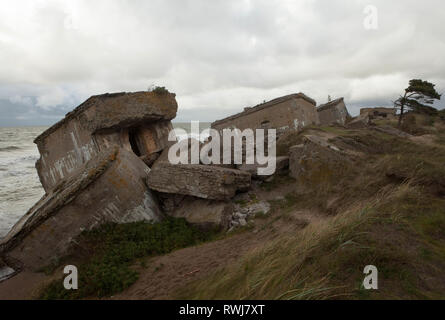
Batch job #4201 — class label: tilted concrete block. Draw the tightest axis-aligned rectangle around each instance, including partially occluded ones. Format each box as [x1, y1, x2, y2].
[165, 196, 234, 231]
[34, 91, 177, 192]
[0, 148, 162, 270]
[147, 161, 251, 200]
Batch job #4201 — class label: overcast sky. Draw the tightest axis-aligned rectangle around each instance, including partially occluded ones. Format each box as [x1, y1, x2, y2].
[0, 0, 444, 126]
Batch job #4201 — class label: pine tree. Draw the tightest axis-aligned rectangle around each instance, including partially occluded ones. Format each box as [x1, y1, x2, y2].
[395, 79, 441, 126]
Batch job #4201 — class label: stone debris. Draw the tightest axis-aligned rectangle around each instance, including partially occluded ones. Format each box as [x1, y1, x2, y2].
[229, 200, 271, 230]
[147, 161, 251, 200]
[236, 156, 289, 180]
[346, 112, 371, 129]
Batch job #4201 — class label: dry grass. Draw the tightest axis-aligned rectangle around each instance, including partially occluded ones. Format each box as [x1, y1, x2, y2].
[176, 183, 445, 299]
[174, 125, 445, 300]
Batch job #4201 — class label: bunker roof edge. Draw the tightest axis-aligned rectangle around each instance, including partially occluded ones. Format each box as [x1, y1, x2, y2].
[212, 92, 316, 127]
[33, 91, 176, 144]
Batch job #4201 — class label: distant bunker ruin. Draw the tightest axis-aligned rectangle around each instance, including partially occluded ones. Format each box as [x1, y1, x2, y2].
[360, 107, 397, 119]
[211, 93, 320, 132]
[317, 98, 350, 126]
[211, 93, 351, 133]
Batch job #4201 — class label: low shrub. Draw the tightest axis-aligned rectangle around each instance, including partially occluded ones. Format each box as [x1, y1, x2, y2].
[39, 218, 212, 299]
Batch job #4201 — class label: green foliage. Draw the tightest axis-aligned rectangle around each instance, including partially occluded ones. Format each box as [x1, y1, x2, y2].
[39, 218, 211, 299]
[410, 103, 438, 116]
[406, 79, 441, 100]
[149, 86, 169, 95]
[395, 79, 441, 124]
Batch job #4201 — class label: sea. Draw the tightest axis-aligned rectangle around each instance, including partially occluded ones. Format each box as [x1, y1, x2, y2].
[0, 122, 210, 239]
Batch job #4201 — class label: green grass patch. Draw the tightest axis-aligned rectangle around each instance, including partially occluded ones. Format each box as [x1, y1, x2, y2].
[39, 218, 213, 299]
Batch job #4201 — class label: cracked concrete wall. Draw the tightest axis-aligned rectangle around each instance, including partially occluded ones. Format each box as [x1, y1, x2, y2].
[35, 119, 100, 192]
[2, 148, 162, 270]
[34, 92, 177, 192]
[317, 99, 349, 126]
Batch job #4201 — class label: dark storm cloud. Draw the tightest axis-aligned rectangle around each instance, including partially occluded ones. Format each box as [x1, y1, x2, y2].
[0, 0, 444, 126]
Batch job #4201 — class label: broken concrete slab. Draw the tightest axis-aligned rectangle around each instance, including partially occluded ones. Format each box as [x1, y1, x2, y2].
[1, 148, 162, 270]
[236, 156, 289, 179]
[147, 161, 251, 200]
[346, 112, 371, 129]
[34, 91, 177, 192]
[167, 196, 233, 231]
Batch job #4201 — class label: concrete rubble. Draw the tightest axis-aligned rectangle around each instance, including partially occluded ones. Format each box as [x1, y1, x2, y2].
[237, 156, 289, 180]
[230, 200, 271, 230]
[289, 135, 351, 182]
[0, 90, 357, 279]
[147, 161, 251, 200]
[346, 112, 371, 129]
[166, 196, 234, 231]
[371, 125, 413, 138]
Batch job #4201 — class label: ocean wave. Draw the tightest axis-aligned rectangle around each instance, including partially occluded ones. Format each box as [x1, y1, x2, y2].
[0, 146, 21, 152]
[5, 170, 30, 177]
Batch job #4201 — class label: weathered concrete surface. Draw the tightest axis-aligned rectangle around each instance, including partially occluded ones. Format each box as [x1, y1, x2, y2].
[167, 196, 233, 231]
[236, 156, 289, 180]
[34, 91, 177, 192]
[147, 161, 251, 200]
[0, 148, 162, 270]
[156, 192, 233, 230]
[289, 135, 350, 182]
[346, 112, 371, 129]
[212, 93, 319, 132]
[317, 98, 350, 126]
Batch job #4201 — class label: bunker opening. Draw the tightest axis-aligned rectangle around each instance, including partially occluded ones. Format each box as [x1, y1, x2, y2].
[128, 127, 142, 157]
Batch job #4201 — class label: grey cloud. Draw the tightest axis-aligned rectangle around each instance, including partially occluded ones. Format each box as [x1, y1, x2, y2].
[0, 0, 444, 127]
